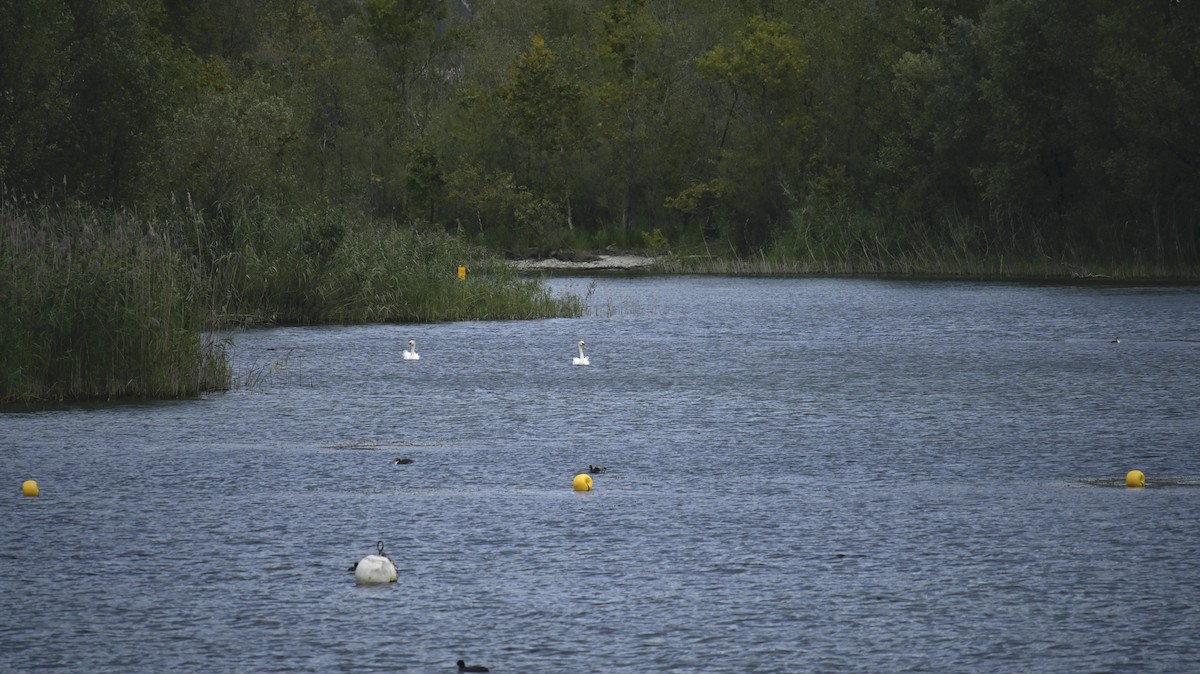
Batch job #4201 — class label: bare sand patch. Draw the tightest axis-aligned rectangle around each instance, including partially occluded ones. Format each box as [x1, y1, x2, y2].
[511, 254, 659, 271]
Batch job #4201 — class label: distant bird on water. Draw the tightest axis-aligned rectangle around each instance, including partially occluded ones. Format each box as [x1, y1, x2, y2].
[392, 457, 414, 465]
[403, 339, 420, 360]
[589, 464, 607, 474]
[457, 660, 489, 673]
[572, 340, 590, 366]
[1110, 337, 1121, 344]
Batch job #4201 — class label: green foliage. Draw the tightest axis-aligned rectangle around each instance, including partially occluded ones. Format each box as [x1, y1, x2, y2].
[8, 0, 1200, 405]
[0, 0, 1196, 273]
[664, 179, 725, 216]
[363, 0, 444, 49]
[142, 70, 300, 216]
[503, 35, 581, 153]
[639, 227, 668, 253]
[0, 0, 73, 198]
[442, 162, 562, 252]
[880, 17, 986, 220]
[2, 0, 192, 202]
[697, 15, 809, 101]
[1, 200, 581, 403]
[406, 145, 446, 222]
[196, 205, 581, 325]
[0, 202, 226, 403]
[587, 0, 679, 238]
[500, 34, 584, 230]
[695, 14, 814, 249]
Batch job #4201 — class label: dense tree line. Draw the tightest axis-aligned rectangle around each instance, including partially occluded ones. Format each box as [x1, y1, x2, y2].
[3, 0, 1197, 268]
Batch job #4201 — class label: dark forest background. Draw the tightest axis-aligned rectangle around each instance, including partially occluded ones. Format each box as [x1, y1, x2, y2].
[3, 0, 1198, 267]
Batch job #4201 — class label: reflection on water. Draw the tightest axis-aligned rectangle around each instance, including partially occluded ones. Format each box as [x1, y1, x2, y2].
[4, 277, 1200, 672]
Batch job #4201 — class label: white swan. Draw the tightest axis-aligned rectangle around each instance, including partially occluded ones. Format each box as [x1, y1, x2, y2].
[572, 340, 590, 366]
[403, 339, 420, 360]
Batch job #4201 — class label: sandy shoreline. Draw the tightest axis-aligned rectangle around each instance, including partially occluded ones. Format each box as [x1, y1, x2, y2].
[511, 254, 659, 271]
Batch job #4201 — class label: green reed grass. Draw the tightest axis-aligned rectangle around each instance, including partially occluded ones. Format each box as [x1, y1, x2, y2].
[653, 247, 1138, 278]
[204, 209, 582, 326]
[2, 202, 580, 404]
[1, 202, 228, 403]
[655, 208, 1198, 280]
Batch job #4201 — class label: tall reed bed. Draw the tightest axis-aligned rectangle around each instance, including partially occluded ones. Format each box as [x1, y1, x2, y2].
[1, 203, 228, 403]
[655, 251, 1080, 278]
[658, 208, 1199, 279]
[2, 203, 581, 404]
[203, 210, 582, 326]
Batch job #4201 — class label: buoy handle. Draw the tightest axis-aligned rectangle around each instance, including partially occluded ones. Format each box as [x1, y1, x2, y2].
[377, 540, 386, 557]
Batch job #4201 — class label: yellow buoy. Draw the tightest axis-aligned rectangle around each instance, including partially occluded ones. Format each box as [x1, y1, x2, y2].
[1125, 470, 1145, 488]
[573, 474, 593, 492]
[22, 480, 39, 497]
[457, 266, 467, 281]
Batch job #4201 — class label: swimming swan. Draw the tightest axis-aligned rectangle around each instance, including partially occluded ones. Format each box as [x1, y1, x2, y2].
[572, 340, 590, 366]
[403, 339, 420, 360]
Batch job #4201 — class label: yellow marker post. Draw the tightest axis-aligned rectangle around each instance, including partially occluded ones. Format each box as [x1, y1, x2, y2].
[457, 266, 467, 281]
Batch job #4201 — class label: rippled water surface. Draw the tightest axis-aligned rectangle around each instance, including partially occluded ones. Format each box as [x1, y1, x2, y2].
[4, 276, 1200, 673]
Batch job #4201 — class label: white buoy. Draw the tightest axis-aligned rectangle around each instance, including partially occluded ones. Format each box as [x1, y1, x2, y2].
[354, 540, 398, 585]
[572, 340, 590, 366]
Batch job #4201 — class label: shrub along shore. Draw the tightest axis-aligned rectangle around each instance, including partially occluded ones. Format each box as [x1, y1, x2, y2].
[0, 202, 582, 405]
[648, 245, 1194, 280]
[527, 234, 1198, 280]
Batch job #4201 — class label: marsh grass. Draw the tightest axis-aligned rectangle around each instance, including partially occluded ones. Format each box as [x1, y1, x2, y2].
[232, 347, 302, 392]
[1, 202, 227, 403]
[2, 202, 581, 405]
[8, 197, 1183, 405]
[654, 247, 1085, 278]
[657, 209, 1199, 280]
[129, 203, 587, 327]
[202, 209, 583, 326]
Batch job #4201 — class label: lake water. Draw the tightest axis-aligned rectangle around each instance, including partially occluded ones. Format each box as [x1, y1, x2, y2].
[4, 276, 1200, 673]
